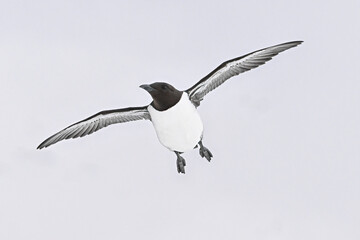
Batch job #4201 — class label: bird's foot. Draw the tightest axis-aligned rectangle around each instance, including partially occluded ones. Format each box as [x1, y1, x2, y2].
[198, 141, 213, 162]
[175, 152, 186, 174]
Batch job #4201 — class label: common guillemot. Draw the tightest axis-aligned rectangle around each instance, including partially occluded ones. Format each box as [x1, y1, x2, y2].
[37, 41, 303, 173]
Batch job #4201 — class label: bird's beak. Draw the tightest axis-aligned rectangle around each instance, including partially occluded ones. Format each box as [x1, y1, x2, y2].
[140, 84, 156, 93]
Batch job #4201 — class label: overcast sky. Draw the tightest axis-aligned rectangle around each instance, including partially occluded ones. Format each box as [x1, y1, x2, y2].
[1, 0, 359, 239]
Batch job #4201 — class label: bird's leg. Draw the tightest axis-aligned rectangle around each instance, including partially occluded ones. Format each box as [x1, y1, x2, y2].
[198, 140, 213, 162]
[175, 151, 186, 174]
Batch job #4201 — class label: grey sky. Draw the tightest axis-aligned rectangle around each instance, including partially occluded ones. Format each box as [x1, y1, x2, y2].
[1, 0, 359, 239]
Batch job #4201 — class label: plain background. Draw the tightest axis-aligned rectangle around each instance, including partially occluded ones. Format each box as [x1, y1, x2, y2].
[1, 0, 359, 239]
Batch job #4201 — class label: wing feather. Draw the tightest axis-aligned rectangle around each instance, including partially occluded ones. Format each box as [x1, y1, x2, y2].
[37, 106, 150, 149]
[186, 41, 303, 106]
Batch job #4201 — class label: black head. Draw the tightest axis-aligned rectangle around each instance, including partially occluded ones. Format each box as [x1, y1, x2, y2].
[140, 82, 182, 111]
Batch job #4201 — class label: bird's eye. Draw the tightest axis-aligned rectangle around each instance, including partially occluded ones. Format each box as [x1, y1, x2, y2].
[161, 85, 167, 90]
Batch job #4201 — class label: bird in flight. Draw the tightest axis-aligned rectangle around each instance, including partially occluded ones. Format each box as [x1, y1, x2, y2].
[38, 41, 303, 173]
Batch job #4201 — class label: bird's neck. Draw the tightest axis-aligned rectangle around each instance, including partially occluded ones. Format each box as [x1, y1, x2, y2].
[151, 91, 183, 111]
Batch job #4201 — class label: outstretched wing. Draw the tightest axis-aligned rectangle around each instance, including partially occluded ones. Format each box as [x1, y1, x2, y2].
[37, 106, 150, 149]
[186, 41, 303, 107]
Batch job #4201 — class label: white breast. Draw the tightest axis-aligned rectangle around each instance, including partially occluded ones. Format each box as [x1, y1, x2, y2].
[147, 92, 203, 152]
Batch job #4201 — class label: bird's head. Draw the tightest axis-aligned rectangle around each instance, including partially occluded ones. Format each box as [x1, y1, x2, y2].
[140, 82, 182, 111]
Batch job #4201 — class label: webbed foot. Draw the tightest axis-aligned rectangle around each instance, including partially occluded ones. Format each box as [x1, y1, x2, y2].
[198, 140, 213, 162]
[175, 152, 186, 174]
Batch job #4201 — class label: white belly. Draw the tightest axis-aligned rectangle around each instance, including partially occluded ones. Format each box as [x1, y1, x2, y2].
[147, 93, 203, 152]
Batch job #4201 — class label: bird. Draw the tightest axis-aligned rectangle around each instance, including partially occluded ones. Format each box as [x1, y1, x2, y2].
[37, 41, 303, 173]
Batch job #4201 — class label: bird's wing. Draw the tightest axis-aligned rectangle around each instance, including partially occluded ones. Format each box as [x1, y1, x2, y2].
[186, 41, 303, 107]
[37, 106, 150, 149]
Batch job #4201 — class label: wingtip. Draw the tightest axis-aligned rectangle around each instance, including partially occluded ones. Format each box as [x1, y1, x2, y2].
[277, 40, 303, 50]
[289, 40, 304, 46]
[37, 141, 48, 150]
